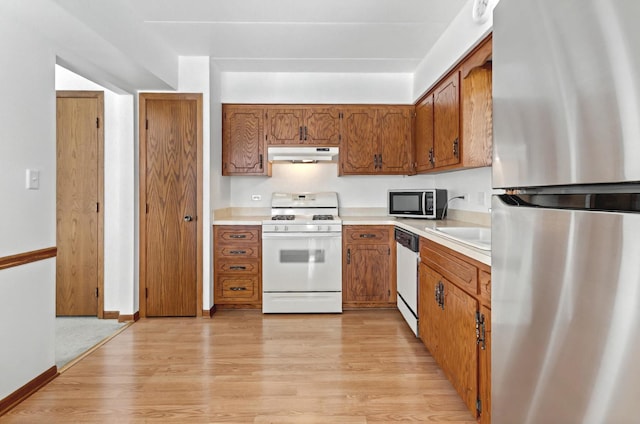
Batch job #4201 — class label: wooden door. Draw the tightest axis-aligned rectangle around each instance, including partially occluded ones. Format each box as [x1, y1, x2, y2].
[418, 264, 441, 357]
[265, 108, 304, 144]
[56, 91, 103, 317]
[434, 72, 460, 168]
[303, 107, 341, 145]
[222, 105, 267, 175]
[415, 94, 435, 172]
[441, 277, 478, 415]
[140, 93, 202, 317]
[377, 106, 413, 174]
[339, 108, 377, 175]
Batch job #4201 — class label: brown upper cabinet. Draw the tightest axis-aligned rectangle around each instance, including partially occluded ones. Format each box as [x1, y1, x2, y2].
[414, 34, 493, 173]
[414, 94, 435, 172]
[340, 105, 413, 175]
[222, 104, 269, 176]
[266, 106, 340, 145]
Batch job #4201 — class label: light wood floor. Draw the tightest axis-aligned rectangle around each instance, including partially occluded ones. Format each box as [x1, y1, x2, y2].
[4, 310, 475, 423]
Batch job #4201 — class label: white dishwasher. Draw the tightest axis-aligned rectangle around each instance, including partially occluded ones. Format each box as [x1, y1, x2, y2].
[395, 227, 420, 336]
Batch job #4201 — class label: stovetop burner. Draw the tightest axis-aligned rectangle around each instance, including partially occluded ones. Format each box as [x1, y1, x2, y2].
[272, 215, 295, 221]
[312, 214, 335, 221]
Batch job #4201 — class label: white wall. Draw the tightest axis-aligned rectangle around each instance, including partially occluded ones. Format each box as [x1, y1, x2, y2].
[0, 261, 56, 399]
[231, 164, 435, 208]
[0, 13, 57, 399]
[54, 65, 136, 316]
[221, 72, 413, 104]
[178, 57, 213, 311]
[210, 61, 230, 211]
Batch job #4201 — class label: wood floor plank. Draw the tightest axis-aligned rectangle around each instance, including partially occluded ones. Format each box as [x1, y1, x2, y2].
[3, 310, 475, 423]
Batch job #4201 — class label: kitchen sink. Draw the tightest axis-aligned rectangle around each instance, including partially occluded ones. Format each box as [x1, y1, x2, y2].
[433, 226, 491, 251]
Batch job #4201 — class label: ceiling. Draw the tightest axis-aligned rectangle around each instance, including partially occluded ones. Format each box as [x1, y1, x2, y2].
[122, 0, 469, 73]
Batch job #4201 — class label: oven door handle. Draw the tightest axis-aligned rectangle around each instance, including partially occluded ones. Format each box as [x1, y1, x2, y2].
[262, 232, 342, 239]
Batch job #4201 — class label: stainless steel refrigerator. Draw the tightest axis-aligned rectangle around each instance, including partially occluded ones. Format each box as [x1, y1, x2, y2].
[492, 0, 640, 423]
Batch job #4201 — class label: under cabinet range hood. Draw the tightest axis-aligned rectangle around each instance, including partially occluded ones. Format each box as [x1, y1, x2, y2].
[267, 146, 338, 163]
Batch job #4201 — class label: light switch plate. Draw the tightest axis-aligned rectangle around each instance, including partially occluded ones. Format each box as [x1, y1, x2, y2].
[26, 169, 40, 190]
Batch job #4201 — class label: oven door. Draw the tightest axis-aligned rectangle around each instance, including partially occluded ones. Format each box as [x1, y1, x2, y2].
[262, 232, 342, 292]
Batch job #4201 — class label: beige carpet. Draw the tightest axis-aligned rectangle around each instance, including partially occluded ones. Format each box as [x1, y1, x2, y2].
[55, 317, 126, 369]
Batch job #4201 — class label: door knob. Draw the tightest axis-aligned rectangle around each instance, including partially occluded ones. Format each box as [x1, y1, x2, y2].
[184, 215, 193, 222]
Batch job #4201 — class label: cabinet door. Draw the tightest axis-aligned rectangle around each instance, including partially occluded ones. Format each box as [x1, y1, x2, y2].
[415, 94, 435, 172]
[303, 107, 340, 145]
[461, 35, 493, 168]
[479, 306, 491, 424]
[377, 106, 413, 174]
[340, 108, 377, 175]
[344, 243, 392, 303]
[433, 72, 460, 168]
[418, 263, 442, 357]
[222, 105, 267, 175]
[266, 108, 304, 144]
[441, 277, 478, 416]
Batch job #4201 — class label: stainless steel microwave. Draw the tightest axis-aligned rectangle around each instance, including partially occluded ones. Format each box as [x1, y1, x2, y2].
[388, 189, 448, 219]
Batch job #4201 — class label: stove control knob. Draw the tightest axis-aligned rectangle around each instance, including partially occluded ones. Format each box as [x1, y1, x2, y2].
[275, 225, 280, 232]
[284, 225, 288, 231]
[317, 225, 321, 231]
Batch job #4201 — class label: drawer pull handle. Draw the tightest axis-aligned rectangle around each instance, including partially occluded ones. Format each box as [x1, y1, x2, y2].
[229, 234, 247, 239]
[359, 234, 376, 238]
[230, 286, 247, 291]
[229, 250, 247, 255]
[229, 266, 247, 271]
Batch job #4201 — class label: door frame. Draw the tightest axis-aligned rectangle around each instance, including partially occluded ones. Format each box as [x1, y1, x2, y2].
[138, 92, 203, 318]
[56, 90, 104, 318]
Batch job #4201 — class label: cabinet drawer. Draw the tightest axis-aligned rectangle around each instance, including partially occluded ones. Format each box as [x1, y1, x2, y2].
[421, 239, 477, 296]
[215, 259, 260, 274]
[215, 245, 259, 259]
[217, 275, 259, 302]
[479, 269, 491, 306]
[344, 225, 391, 243]
[215, 226, 261, 244]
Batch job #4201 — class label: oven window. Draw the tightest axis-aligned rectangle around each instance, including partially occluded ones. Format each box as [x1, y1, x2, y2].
[280, 249, 326, 263]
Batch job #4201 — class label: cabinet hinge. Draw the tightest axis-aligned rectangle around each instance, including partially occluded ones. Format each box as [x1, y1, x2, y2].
[145, 119, 149, 130]
[95, 287, 99, 298]
[96, 202, 100, 213]
[346, 248, 351, 265]
[388, 247, 391, 255]
[477, 398, 482, 414]
[145, 288, 148, 298]
[338, 134, 342, 141]
[453, 137, 459, 158]
[96, 117, 100, 128]
[145, 203, 149, 214]
[476, 311, 486, 350]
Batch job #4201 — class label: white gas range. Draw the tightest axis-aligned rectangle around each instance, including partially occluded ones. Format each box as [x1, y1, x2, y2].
[262, 192, 342, 313]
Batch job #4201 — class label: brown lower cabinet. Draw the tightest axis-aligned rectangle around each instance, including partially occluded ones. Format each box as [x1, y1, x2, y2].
[342, 225, 396, 308]
[213, 225, 262, 308]
[419, 237, 491, 421]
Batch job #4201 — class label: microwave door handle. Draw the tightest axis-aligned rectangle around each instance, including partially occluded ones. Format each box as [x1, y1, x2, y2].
[422, 192, 427, 216]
